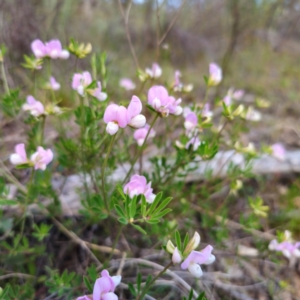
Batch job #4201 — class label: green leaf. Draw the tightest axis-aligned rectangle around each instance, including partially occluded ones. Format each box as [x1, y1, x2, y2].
[153, 197, 172, 215]
[131, 224, 147, 235]
[118, 217, 128, 225]
[83, 276, 93, 293]
[115, 205, 126, 219]
[128, 282, 136, 296]
[147, 192, 163, 216]
[141, 196, 147, 218]
[130, 195, 137, 219]
[0, 199, 18, 206]
[175, 230, 181, 252]
[137, 273, 142, 293]
[183, 233, 189, 250]
[146, 218, 160, 224]
[152, 208, 172, 219]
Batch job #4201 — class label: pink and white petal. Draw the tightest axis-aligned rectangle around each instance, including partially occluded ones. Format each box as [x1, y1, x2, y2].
[104, 104, 119, 123]
[102, 292, 118, 300]
[15, 143, 27, 160]
[127, 96, 142, 120]
[72, 74, 82, 90]
[116, 106, 128, 128]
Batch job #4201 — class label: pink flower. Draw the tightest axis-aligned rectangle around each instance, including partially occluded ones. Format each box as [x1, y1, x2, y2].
[133, 124, 156, 146]
[181, 245, 215, 278]
[72, 71, 93, 96]
[233, 89, 244, 100]
[145, 63, 162, 78]
[103, 97, 146, 135]
[183, 106, 193, 118]
[103, 104, 128, 135]
[91, 81, 107, 101]
[269, 240, 300, 259]
[148, 86, 182, 117]
[202, 103, 213, 118]
[126, 96, 146, 129]
[208, 63, 222, 86]
[119, 78, 136, 91]
[272, 143, 286, 161]
[185, 137, 201, 151]
[10, 144, 28, 165]
[184, 112, 198, 131]
[49, 76, 60, 90]
[31, 39, 69, 59]
[77, 270, 121, 300]
[123, 175, 156, 203]
[22, 95, 45, 117]
[223, 95, 232, 106]
[30, 146, 53, 170]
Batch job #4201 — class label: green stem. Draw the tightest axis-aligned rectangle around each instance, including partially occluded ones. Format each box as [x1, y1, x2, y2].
[122, 114, 159, 184]
[40, 115, 46, 146]
[1, 61, 10, 95]
[106, 225, 124, 263]
[79, 96, 90, 199]
[137, 261, 172, 300]
[102, 134, 116, 212]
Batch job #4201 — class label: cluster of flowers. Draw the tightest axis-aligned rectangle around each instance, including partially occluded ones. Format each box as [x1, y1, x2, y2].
[77, 270, 121, 300]
[269, 230, 300, 260]
[167, 232, 215, 278]
[72, 71, 107, 101]
[31, 39, 70, 60]
[10, 144, 53, 171]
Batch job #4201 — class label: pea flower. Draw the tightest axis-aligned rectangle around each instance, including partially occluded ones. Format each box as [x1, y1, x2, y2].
[126, 96, 146, 129]
[133, 124, 156, 146]
[72, 71, 92, 96]
[223, 88, 245, 106]
[208, 63, 222, 86]
[185, 137, 201, 151]
[77, 269, 121, 300]
[119, 78, 136, 91]
[148, 85, 182, 117]
[202, 103, 213, 118]
[10, 144, 28, 166]
[31, 39, 69, 59]
[90, 81, 107, 101]
[271, 143, 286, 161]
[30, 146, 53, 170]
[123, 174, 156, 203]
[184, 112, 198, 131]
[173, 70, 193, 92]
[47, 76, 60, 90]
[167, 232, 215, 278]
[103, 104, 128, 135]
[145, 63, 162, 78]
[269, 239, 300, 260]
[181, 245, 215, 278]
[22, 95, 45, 117]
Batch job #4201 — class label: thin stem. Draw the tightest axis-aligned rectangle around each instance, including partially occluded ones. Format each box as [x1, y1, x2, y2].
[155, 0, 161, 61]
[1, 61, 10, 95]
[158, 0, 188, 46]
[137, 261, 173, 300]
[40, 115, 46, 145]
[102, 134, 116, 212]
[122, 114, 159, 184]
[106, 225, 124, 263]
[117, 0, 139, 69]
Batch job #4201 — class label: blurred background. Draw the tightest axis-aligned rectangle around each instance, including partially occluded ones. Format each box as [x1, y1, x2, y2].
[2, 0, 300, 146]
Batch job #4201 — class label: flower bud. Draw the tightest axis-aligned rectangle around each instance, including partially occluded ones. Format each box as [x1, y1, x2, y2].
[166, 240, 175, 254]
[183, 232, 200, 255]
[172, 247, 182, 264]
